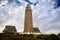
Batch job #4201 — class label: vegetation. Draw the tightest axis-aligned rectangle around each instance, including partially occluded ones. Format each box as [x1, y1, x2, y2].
[0, 32, 60, 40]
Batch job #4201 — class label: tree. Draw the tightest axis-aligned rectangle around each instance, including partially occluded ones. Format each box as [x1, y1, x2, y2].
[36, 34, 44, 40]
[58, 33, 60, 36]
[48, 34, 59, 40]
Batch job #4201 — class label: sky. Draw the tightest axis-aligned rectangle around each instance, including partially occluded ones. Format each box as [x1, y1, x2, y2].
[0, 0, 60, 34]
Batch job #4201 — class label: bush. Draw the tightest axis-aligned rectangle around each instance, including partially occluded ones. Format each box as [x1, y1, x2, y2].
[44, 34, 59, 40]
[36, 34, 44, 40]
[0, 33, 60, 40]
[58, 33, 60, 36]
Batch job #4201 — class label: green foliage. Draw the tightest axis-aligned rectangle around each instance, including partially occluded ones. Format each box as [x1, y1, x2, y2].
[0, 33, 60, 40]
[44, 34, 60, 40]
[58, 33, 60, 36]
[48, 34, 59, 40]
[36, 34, 44, 40]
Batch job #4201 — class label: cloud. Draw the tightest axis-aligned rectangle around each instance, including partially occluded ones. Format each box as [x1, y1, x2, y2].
[32, 0, 60, 34]
[0, 0, 8, 7]
[54, 0, 60, 9]
[0, 0, 60, 34]
[0, 0, 26, 32]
